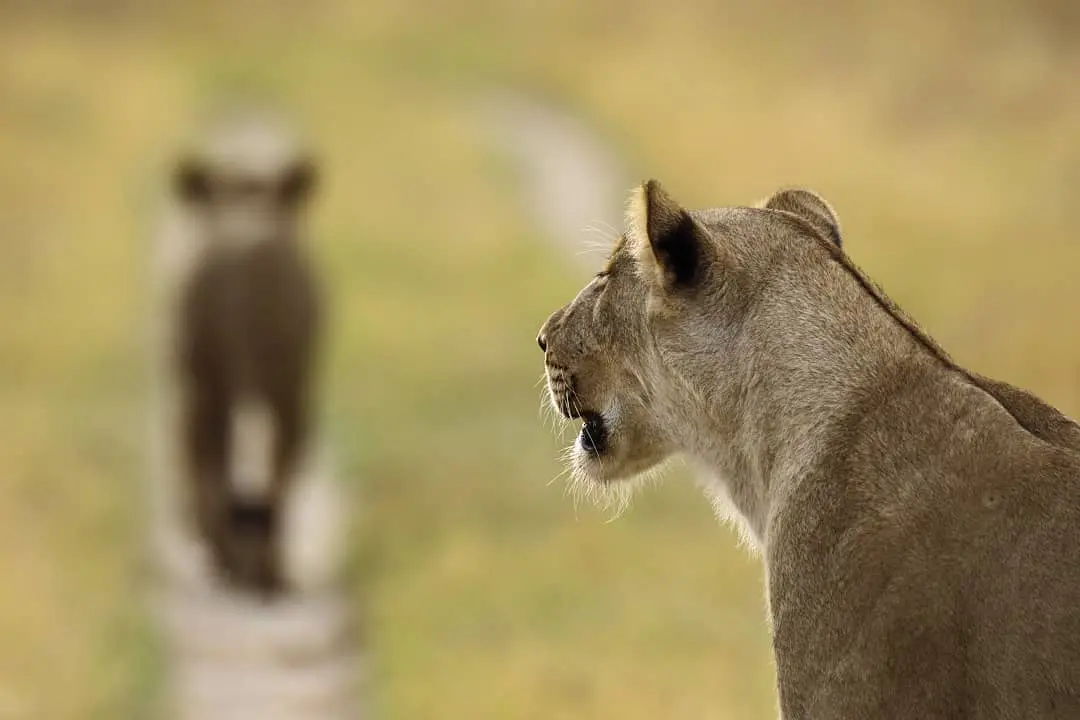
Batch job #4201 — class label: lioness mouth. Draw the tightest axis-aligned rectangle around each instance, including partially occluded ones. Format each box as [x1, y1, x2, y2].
[579, 411, 608, 456]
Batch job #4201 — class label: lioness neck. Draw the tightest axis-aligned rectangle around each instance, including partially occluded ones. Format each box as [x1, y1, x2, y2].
[686, 252, 943, 551]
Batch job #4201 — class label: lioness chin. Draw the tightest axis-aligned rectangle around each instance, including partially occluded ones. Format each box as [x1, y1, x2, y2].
[538, 181, 1080, 719]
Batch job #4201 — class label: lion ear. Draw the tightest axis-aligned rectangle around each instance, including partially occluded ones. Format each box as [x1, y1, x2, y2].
[173, 155, 212, 205]
[761, 188, 842, 248]
[625, 179, 704, 288]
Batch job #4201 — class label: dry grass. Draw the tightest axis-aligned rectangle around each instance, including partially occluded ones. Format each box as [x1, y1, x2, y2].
[1, 2, 1079, 717]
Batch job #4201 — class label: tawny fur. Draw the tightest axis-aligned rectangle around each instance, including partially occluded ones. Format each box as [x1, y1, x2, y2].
[539, 180, 1080, 719]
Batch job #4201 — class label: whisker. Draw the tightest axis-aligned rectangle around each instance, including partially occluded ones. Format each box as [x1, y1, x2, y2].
[581, 223, 615, 243]
[584, 219, 620, 238]
[539, 392, 553, 431]
[540, 374, 657, 520]
[546, 464, 572, 487]
[577, 223, 620, 259]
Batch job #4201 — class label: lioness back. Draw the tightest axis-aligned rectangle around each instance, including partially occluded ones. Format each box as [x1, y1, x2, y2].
[538, 181, 1080, 718]
[771, 365, 1080, 718]
[167, 111, 321, 594]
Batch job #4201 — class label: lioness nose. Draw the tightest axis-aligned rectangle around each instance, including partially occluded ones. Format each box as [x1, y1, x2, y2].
[538, 309, 563, 352]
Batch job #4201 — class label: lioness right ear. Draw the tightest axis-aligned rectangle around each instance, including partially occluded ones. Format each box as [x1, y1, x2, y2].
[173, 156, 212, 205]
[625, 179, 704, 288]
[279, 157, 319, 208]
[762, 188, 842, 248]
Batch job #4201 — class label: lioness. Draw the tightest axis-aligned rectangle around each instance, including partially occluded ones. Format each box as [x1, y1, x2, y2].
[167, 112, 322, 594]
[538, 181, 1080, 718]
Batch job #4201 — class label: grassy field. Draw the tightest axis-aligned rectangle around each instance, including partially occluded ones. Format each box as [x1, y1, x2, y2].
[2, 2, 1080, 718]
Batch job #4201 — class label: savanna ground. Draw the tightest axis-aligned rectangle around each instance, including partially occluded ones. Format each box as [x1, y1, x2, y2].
[2, 2, 1080, 718]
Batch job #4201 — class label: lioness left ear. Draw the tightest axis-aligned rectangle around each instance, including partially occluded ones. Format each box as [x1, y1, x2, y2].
[279, 157, 319, 208]
[173, 155, 212, 205]
[762, 188, 842, 248]
[626, 179, 703, 288]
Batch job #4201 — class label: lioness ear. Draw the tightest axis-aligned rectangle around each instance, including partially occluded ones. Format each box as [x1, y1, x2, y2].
[173, 155, 212, 205]
[279, 157, 319, 208]
[625, 179, 703, 287]
[762, 188, 842, 248]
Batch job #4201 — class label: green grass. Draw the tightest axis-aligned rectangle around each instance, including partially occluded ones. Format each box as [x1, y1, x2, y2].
[2, 3, 1079, 718]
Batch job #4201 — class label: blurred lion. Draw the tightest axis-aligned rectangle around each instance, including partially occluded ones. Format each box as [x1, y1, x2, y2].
[158, 110, 322, 595]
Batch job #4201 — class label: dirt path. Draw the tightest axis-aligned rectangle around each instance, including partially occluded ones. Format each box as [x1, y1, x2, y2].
[149, 446, 362, 720]
[148, 206, 364, 720]
[480, 90, 630, 262]
[145, 92, 621, 720]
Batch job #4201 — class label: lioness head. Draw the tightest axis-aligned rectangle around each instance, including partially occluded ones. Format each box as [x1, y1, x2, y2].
[538, 180, 842, 497]
[172, 112, 318, 253]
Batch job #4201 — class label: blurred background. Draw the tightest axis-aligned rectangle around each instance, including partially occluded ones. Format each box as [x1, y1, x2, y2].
[3, 1, 1080, 718]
